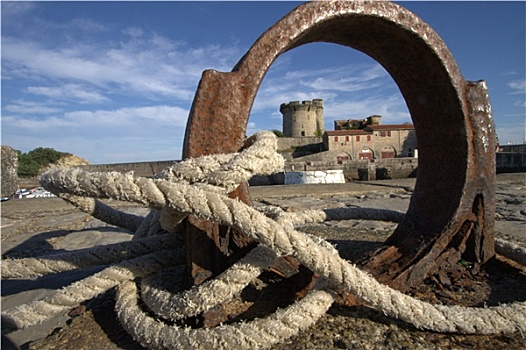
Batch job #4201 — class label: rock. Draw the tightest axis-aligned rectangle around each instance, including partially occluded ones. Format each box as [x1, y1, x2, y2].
[1, 146, 19, 198]
[504, 197, 524, 205]
[41, 154, 89, 173]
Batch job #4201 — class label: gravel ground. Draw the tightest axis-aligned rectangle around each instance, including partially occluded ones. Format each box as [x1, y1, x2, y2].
[1, 173, 525, 349]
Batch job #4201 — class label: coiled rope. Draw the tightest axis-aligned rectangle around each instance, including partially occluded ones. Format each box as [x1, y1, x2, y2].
[2, 131, 525, 349]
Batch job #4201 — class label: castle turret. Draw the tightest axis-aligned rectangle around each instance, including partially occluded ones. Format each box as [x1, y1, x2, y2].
[280, 99, 324, 137]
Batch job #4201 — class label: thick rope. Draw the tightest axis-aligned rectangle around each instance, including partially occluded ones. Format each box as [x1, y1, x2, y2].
[2, 131, 526, 349]
[59, 193, 144, 233]
[1, 234, 179, 279]
[134, 209, 166, 239]
[495, 238, 526, 266]
[157, 131, 284, 194]
[37, 158, 526, 335]
[140, 245, 278, 320]
[1, 248, 184, 330]
[117, 280, 334, 350]
[257, 205, 405, 230]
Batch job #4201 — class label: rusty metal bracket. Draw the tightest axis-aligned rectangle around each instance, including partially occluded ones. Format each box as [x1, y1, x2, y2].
[182, 0, 496, 292]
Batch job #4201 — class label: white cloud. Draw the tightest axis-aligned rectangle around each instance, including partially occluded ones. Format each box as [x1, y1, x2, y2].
[1, 2, 36, 17]
[27, 84, 109, 104]
[1, 19, 245, 163]
[252, 63, 393, 113]
[508, 79, 526, 94]
[122, 27, 144, 37]
[305, 76, 382, 92]
[324, 94, 410, 125]
[2, 32, 241, 102]
[301, 64, 389, 92]
[283, 64, 388, 85]
[69, 18, 107, 33]
[4, 100, 63, 114]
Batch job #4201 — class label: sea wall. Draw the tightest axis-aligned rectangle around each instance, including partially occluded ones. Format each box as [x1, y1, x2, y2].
[285, 157, 418, 181]
[81, 160, 178, 178]
[284, 170, 345, 185]
[80, 158, 417, 184]
[496, 152, 526, 173]
[76, 152, 523, 186]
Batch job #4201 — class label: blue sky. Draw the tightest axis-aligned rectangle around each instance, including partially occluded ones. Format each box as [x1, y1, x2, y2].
[2, 1, 525, 164]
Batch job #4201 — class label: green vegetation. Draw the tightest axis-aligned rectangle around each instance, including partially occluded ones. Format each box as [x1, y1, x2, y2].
[272, 129, 285, 138]
[16, 147, 71, 177]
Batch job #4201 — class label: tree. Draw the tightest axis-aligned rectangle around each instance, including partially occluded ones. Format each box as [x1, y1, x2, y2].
[272, 129, 285, 138]
[16, 147, 71, 177]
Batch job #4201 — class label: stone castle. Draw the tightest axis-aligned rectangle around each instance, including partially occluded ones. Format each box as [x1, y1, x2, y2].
[280, 99, 325, 137]
[278, 99, 417, 162]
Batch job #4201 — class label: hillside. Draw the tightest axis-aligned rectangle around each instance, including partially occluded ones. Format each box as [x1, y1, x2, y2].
[42, 154, 90, 171]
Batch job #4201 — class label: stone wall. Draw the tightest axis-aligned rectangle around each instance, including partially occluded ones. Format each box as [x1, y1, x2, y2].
[80, 160, 178, 178]
[496, 152, 526, 173]
[373, 157, 419, 179]
[277, 137, 324, 158]
[68, 151, 518, 187]
[284, 157, 418, 182]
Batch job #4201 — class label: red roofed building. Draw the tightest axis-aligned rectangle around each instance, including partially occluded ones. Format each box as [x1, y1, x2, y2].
[323, 116, 417, 161]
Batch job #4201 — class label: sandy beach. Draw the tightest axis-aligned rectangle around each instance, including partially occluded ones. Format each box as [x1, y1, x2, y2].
[1, 173, 525, 349]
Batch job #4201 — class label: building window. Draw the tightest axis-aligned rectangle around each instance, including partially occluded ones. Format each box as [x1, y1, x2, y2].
[334, 136, 338, 142]
[345, 135, 349, 142]
[356, 135, 360, 142]
[367, 135, 371, 141]
[301, 131, 305, 136]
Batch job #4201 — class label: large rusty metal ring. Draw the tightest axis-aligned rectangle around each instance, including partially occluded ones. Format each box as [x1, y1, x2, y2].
[183, 1, 496, 288]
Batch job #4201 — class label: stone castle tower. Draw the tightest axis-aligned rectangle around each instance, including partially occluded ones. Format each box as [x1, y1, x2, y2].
[280, 99, 324, 137]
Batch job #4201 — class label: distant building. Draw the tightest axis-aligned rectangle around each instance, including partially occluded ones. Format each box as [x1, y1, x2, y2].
[280, 99, 324, 137]
[334, 115, 382, 130]
[278, 99, 417, 163]
[324, 120, 417, 161]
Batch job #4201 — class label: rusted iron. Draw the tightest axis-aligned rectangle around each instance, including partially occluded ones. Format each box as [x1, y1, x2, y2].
[182, 0, 496, 303]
